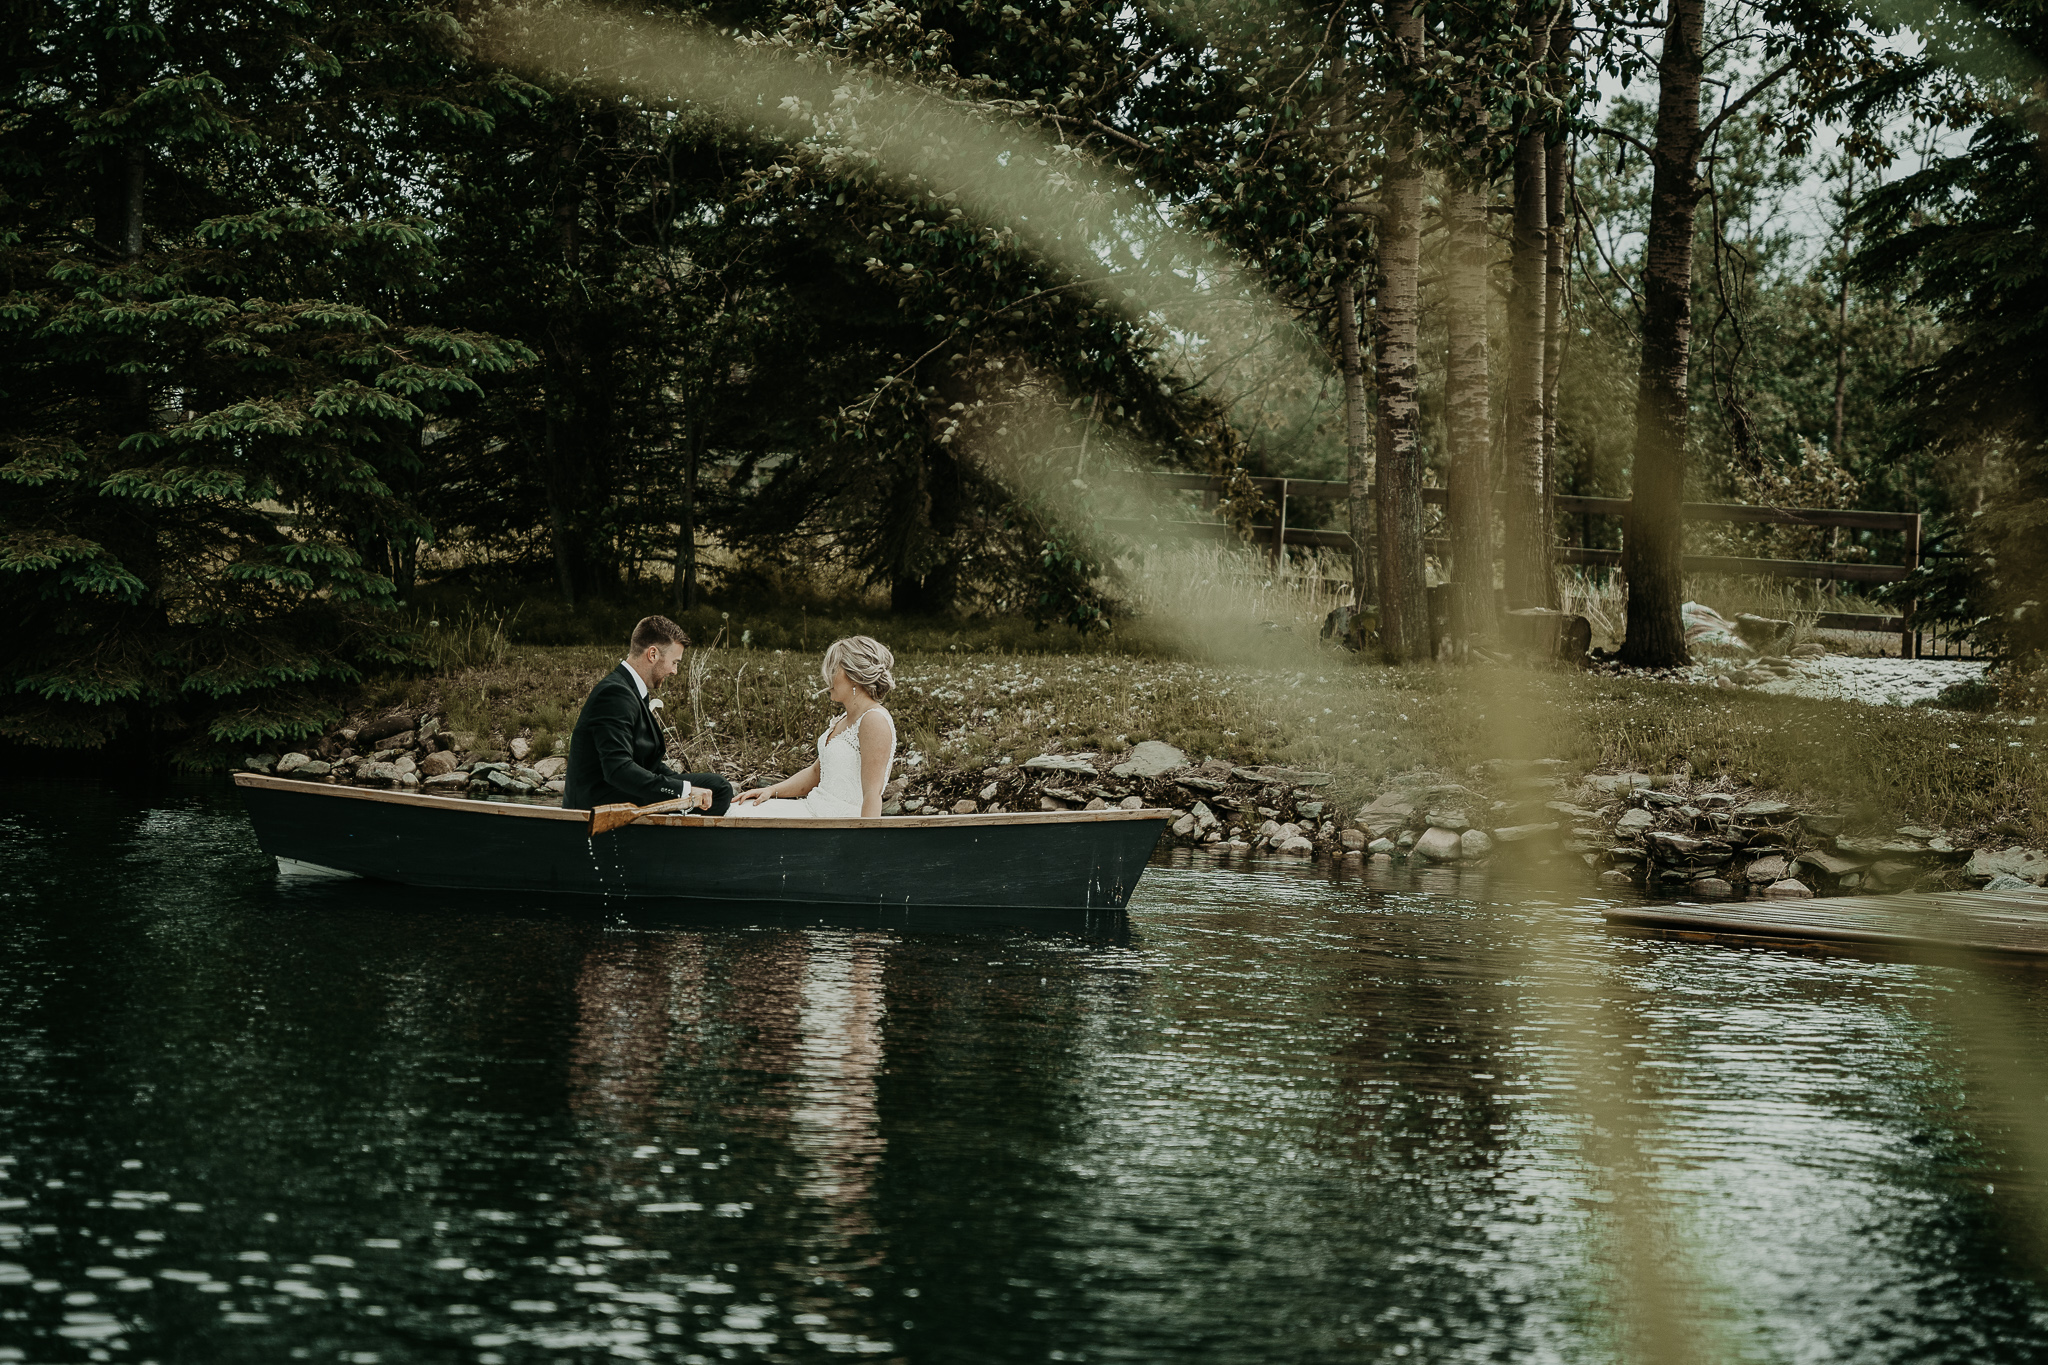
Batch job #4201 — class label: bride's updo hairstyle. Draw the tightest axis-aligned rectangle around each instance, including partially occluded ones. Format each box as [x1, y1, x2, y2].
[823, 636, 895, 701]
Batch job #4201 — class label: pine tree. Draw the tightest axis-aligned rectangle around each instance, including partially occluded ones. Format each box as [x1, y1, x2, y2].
[0, 0, 527, 759]
[1844, 0, 2048, 667]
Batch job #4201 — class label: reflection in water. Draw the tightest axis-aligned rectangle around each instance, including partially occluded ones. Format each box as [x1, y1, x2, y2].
[3, 776, 2048, 1364]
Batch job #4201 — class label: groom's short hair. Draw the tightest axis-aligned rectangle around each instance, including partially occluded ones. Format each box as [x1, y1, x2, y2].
[630, 615, 690, 653]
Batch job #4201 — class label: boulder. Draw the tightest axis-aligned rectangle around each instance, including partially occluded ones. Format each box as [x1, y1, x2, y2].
[979, 782, 1000, 801]
[1358, 792, 1417, 820]
[1460, 829, 1495, 859]
[243, 753, 279, 773]
[295, 760, 332, 778]
[951, 799, 978, 814]
[385, 730, 416, 753]
[1690, 877, 1735, 897]
[1615, 809, 1655, 838]
[1984, 873, 2036, 891]
[1964, 846, 2048, 886]
[1111, 741, 1188, 779]
[356, 711, 415, 746]
[417, 717, 440, 742]
[1797, 848, 1864, 877]
[1491, 822, 1560, 844]
[1799, 812, 1845, 836]
[1339, 828, 1367, 852]
[1763, 878, 1814, 898]
[1368, 837, 1397, 855]
[486, 769, 533, 793]
[1413, 827, 1464, 862]
[1118, 795, 1144, 811]
[1734, 613, 1794, 648]
[1743, 855, 1790, 884]
[1171, 814, 1197, 837]
[1296, 800, 1325, 820]
[1084, 797, 1109, 812]
[1599, 869, 1636, 887]
[1278, 835, 1315, 855]
[1425, 809, 1470, 832]
[510, 737, 531, 761]
[532, 756, 567, 780]
[1176, 775, 1229, 793]
[424, 772, 470, 789]
[364, 762, 406, 785]
[1646, 831, 1708, 860]
[1866, 860, 1917, 890]
[393, 753, 418, 775]
[1588, 772, 1661, 794]
[1024, 754, 1097, 777]
[1191, 802, 1220, 831]
[275, 752, 311, 774]
[1274, 822, 1303, 842]
[1838, 835, 1934, 860]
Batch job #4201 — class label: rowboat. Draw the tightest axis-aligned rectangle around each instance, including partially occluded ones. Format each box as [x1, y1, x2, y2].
[233, 773, 1170, 911]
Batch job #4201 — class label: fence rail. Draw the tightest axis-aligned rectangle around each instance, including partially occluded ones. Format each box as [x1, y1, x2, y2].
[1121, 473, 1940, 656]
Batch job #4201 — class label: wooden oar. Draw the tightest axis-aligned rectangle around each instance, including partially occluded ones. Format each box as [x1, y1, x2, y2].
[588, 791, 694, 837]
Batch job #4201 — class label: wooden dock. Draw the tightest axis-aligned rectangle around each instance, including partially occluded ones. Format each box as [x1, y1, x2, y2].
[1603, 888, 2048, 960]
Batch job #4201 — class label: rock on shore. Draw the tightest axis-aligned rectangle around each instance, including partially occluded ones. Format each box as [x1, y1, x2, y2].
[240, 716, 2044, 900]
[242, 708, 569, 799]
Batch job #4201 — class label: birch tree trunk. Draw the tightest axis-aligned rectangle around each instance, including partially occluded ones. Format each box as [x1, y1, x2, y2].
[1336, 273, 1375, 610]
[1443, 177, 1495, 647]
[1541, 127, 1570, 610]
[1501, 8, 1553, 611]
[1620, 0, 1708, 668]
[1373, 0, 1429, 664]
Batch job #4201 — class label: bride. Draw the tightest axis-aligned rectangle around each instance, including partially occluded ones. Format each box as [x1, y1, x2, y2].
[726, 636, 897, 819]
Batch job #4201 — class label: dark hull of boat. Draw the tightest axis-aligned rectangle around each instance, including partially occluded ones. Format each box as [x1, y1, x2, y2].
[234, 774, 1168, 911]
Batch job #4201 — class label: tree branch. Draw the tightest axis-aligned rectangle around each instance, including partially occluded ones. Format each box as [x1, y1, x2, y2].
[1584, 124, 1655, 161]
[1701, 55, 1799, 139]
[1042, 113, 1148, 153]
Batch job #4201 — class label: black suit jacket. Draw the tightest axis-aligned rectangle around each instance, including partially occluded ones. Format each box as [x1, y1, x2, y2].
[563, 664, 688, 811]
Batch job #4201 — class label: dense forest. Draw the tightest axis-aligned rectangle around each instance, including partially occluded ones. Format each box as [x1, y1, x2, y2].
[3, 0, 2043, 760]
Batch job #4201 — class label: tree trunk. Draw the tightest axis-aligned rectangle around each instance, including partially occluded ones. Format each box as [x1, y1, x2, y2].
[1540, 133, 1572, 613]
[1336, 273, 1374, 609]
[1619, 0, 1708, 669]
[1444, 177, 1494, 648]
[1831, 156, 1853, 458]
[1501, 9, 1553, 611]
[675, 420, 702, 611]
[1373, 0, 1429, 664]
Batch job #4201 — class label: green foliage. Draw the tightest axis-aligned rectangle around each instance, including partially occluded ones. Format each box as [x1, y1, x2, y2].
[0, 0, 528, 760]
[1844, 0, 2048, 666]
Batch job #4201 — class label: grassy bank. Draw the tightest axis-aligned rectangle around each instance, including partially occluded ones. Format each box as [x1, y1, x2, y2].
[359, 638, 2045, 842]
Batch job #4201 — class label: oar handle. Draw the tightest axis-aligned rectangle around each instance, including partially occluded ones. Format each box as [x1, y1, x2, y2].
[588, 786, 694, 837]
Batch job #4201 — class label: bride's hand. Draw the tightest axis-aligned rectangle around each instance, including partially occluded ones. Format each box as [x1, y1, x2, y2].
[732, 787, 776, 805]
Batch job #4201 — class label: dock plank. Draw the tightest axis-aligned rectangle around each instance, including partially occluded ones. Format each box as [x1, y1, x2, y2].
[1603, 888, 2048, 958]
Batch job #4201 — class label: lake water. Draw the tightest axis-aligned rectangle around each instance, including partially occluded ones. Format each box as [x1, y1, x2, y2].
[4, 776, 2047, 1364]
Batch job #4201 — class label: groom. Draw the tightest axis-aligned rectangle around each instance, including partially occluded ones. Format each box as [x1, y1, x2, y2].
[563, 615, 733, 816]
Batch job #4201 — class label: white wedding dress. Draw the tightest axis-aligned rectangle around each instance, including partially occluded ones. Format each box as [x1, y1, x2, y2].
[724, 710, 892, 819]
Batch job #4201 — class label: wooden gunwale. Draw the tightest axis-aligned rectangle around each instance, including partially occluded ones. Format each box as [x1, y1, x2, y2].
[231, 773, 1172, 829]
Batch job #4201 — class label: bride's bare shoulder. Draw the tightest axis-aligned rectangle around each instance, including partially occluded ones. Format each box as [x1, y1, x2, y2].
[858, 706, 895, 733]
